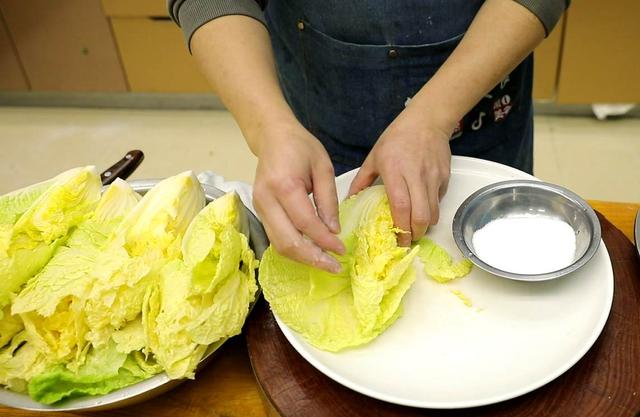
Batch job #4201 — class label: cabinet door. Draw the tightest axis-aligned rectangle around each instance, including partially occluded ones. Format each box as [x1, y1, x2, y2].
[0, 0, 127, 91]
[533, 18, 564, 101]
[111, 17, 211, 93]
[557, 0, 640, 103]
[0, 10, 28, 90]
[100, 0, 168, 18]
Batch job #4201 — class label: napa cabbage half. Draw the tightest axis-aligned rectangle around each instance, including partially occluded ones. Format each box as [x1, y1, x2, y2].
[5, 179, 142, 389]
[259, 185, 419, 352]
[143, 192, 258, 378]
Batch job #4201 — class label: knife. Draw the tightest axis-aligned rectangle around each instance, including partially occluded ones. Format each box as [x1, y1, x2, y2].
[100, 150, 144, 185]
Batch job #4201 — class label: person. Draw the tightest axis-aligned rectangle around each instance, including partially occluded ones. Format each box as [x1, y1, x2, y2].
[168, 0, 569, 273]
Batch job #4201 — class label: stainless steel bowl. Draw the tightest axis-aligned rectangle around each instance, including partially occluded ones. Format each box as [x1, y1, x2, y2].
[0, 179, 269, 412]
[452, 180, 601, 282]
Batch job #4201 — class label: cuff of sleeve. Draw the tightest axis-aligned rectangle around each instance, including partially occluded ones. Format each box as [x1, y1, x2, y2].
[176, 0, 267, 52]
[514, 0, 570, 36]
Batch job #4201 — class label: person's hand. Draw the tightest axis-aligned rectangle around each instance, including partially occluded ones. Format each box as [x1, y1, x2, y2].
[348, 110, 452, 246]
[252, 121, 345, 273]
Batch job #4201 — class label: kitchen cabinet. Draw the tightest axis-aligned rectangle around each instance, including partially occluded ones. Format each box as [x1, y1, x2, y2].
[0, 0, 127, 91]
[100, 0, 168, 18]
[102, 0, 211, 93]
[557, 0, 640, 103]
[0, 10, 28, 90]
[532, 18, 564, 101]
[109, 17, 211, 93]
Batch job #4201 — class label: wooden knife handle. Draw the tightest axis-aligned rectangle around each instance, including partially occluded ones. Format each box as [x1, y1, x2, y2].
[100, 150, 144, 185]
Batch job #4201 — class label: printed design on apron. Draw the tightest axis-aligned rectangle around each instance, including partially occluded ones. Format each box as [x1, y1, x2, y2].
[467, 72, 519, 135]
[405, 74, 515, 140]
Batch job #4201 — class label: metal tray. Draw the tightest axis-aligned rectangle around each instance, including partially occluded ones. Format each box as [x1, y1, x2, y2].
[0, 179, 268, 412]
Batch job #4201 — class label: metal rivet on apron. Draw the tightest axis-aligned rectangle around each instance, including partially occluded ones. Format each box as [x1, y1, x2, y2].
[388, 48, 398, 59]
[296, 20, 305, 31]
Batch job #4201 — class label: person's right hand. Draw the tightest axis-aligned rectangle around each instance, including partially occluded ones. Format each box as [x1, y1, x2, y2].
[252, 121, 345, 273]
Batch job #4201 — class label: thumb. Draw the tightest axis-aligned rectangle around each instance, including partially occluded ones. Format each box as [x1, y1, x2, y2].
[348, 158, 378, 197]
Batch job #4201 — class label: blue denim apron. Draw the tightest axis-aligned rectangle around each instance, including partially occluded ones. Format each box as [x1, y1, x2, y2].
[265, 0, 534, 175]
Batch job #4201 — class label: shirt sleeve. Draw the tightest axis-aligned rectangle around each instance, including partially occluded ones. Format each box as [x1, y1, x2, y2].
[168, 0, 266, 51]
[168, 0, 570, 51]
[514, 0, 571, 36]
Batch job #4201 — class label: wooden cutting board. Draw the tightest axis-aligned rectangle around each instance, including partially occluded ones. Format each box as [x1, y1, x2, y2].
[245, 212, 640, 417]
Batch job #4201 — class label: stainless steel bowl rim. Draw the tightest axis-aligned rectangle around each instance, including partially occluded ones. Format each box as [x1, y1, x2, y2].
[452, 180, 601, 282]
[0, 179, 268, 412]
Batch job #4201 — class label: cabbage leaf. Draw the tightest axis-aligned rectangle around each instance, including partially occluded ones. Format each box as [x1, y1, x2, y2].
[259, 185, 419, 352]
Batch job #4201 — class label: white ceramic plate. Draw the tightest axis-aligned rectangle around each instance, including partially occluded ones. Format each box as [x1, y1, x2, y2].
[274, 156, 614, 409]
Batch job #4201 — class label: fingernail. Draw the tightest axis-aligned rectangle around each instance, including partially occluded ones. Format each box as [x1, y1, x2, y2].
[335, 240, 346, 255]
[321, 254, 342, 274]
[330, 218, 341, 234]
[398, 234, 411, 247]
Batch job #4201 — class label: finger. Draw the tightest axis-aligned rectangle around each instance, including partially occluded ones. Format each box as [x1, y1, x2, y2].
[407, 178, 430, 241]
[277, 179, 345, 255]
[311, 162, 341, 234]
[348, 157, 378, 197]
[384, 173, 412, 247]
[256, 194, 342, 273]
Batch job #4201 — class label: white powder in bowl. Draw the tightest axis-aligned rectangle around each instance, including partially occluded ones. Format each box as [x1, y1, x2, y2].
[471, 215, 576, 275]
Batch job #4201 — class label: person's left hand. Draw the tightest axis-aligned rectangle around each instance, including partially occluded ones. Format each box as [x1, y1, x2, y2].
[348, 110, 452, 246]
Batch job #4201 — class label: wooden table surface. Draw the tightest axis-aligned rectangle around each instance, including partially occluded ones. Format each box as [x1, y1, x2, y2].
[1, 201, 638, 417]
